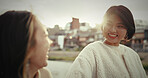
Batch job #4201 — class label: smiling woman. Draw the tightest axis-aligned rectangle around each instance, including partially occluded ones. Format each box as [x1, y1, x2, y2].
[66, 5, 147, 78]
[102, 14, 127, 46]
[0, 11, 53, 78]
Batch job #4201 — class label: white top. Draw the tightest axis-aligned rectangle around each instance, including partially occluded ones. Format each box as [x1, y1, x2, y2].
[36, 68, 53, 78]
[66, 41, 147, 78]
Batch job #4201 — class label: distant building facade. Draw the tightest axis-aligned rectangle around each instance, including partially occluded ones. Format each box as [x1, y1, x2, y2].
[131, 20, 148, 52]
[47, 19, 148, 52]
[70, 18, 80, 30]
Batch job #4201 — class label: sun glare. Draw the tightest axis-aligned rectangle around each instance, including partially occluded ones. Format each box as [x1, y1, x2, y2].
[98, 18, 103, 24]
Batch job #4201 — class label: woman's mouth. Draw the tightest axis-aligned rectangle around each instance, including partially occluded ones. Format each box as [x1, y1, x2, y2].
[108, 33, 118, 39]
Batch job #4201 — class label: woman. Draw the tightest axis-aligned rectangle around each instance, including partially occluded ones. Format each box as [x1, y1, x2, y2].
[0, 11, 52, 78]
[66, 5, 147, 78]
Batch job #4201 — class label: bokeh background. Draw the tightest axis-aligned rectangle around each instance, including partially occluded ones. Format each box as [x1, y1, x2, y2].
[0, 0, 148, 78]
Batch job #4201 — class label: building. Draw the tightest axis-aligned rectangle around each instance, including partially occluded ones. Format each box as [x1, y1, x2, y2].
[70, 17, 80, 30]
[131, 20, 148, 52]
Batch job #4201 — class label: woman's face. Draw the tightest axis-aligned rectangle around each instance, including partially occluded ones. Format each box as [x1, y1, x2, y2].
[102, 14, 127, 46]
[30, 20, 51, 69]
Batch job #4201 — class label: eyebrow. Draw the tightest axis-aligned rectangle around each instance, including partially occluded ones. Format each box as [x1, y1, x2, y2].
[106, 20, 124, 25]
[106, 20, 112, 23]
[117, 23, 125, 25]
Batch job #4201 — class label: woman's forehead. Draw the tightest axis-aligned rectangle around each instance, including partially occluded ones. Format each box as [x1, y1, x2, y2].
[33, 17, 48, 34]
[38, 25, 47, 34]
[105, 15, 123, 22]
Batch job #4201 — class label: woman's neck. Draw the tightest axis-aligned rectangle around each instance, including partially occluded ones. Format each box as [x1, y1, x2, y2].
[103, 40, 119, 46]
[29, 64, 38, 78]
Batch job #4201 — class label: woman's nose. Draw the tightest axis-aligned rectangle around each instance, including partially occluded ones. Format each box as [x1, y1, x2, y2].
[48, 39, 52, 47]
[110, 26, 117, 32]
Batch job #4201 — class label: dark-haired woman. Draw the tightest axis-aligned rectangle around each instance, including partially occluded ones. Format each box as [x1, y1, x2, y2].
[0, 11, 52, 78]
[66, 5, 147, 78]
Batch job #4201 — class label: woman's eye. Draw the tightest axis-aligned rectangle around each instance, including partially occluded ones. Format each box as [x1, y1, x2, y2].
[117, 26, 125, 28]
[117, 26, 122, 28]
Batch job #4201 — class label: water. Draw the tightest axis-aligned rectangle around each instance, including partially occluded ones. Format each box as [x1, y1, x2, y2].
[46, 60, 73, 78]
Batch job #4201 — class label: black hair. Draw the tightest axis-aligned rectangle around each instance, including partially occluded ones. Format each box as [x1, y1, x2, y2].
[0, 11, 32, 78]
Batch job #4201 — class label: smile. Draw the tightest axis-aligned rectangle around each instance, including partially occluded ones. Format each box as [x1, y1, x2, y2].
[108, 33, 118, 39]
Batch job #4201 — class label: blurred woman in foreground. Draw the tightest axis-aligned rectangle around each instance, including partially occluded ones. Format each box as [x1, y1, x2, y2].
[0, 11, 52, 78]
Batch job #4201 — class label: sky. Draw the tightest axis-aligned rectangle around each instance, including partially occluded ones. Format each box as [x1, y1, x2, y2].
[0, 0, 148, 28]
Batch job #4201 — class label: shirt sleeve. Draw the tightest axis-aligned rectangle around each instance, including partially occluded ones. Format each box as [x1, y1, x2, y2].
[135, 53, 147, 78]
[125, 47, 147, 78]
[66, 45, 96, 78]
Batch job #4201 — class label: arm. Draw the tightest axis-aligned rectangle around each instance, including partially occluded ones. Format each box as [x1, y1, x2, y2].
[125, 47, 147, 78]
[135, 54, 147, 78]
[66, 45, 96, 78]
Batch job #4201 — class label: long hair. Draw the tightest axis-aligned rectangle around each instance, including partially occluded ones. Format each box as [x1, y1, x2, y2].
[0, 11, 35, 78]
[22, 13, 37, 78]
[102, 5, 135, 40]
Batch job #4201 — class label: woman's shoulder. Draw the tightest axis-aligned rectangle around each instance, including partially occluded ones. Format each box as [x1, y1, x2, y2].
[89, 41, 103, 45]
[120, 44, 134, 52]
[39, 67, 53, 78]
[85, 41, 103, 48]
[120, 44, 139, 56]
[80, 41, 103, 54]
[79, 41, 104, 57]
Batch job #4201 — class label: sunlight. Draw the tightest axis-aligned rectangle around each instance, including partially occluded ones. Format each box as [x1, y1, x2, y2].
[1, 0, 146, 29]
[98, 17, 104, 24]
